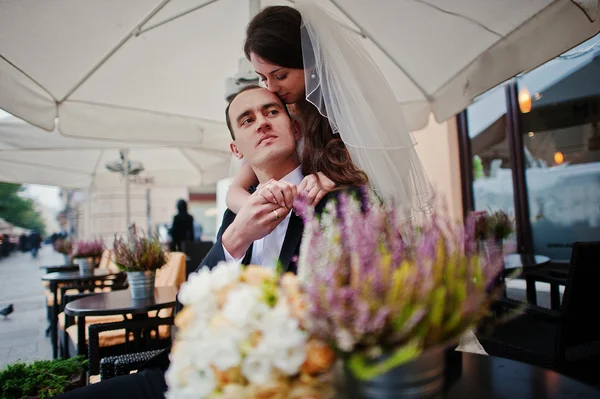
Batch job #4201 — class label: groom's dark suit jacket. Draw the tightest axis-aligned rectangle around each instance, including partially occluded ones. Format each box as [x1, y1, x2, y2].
[197, 202, 303, 274]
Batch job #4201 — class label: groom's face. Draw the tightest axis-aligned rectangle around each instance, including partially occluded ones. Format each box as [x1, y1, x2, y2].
[228, 87, 300, 168]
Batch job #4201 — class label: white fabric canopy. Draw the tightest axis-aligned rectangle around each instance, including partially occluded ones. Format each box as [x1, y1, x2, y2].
[0, 115, 231, 188]
[0, 0, 598, 140]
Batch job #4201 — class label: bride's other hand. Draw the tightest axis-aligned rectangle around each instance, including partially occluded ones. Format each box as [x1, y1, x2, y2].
[257, 179, 298, 209]
[299, 173, 335, 206]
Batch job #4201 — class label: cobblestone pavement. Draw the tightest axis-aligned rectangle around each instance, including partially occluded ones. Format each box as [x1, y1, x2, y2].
[0, 245, 65, 368]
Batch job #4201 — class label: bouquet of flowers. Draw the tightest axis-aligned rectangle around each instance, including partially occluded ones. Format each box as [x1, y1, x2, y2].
[112, 225, 167, 273]
[296, 191, 505, 380]
[52, 238, 72, 255]
[166, 264, 337, 399]
[69, 238, 104, 259]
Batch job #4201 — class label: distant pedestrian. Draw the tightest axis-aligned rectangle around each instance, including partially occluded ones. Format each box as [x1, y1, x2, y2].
[29, 230, 42, 258]
[169, 199, 194, 252]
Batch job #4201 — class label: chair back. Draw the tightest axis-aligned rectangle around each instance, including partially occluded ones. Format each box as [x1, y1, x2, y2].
[556, 241, 600, 358]
[182, 240, 214, 277]
[97, 249, 121, 273]
[155, 251, 186, 289]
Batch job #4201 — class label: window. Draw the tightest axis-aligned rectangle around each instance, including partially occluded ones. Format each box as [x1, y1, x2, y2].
[466, 83, 517, 253]
[460, 34, 600, 261]
[517, 36, 600, 260]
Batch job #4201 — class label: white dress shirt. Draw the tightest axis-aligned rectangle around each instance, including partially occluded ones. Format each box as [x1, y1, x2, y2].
[223, 166, 304, 270]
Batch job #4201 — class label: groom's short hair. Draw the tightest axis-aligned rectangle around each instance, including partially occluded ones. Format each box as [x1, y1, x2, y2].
[225, 85, 292, 140]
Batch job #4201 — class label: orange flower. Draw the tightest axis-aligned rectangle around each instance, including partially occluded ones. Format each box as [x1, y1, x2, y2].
[174, 307, 193, 329]
[242, 265, 276, 286]
[212, 366, 244, 388]
[301, 339, 336, 375]
[288, 381, 322, 399]
[280, 272, 300, 294]
[216, 284, 236, 308]
[246, 373, 290, 399]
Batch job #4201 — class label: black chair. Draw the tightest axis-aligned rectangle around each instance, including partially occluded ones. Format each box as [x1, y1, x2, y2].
[524, 261, 569, 310]
[88, 317, 174, 376]
[181, 240, 213, 277]
[478, 241, 600, 385]
[100, 349, 164, 380]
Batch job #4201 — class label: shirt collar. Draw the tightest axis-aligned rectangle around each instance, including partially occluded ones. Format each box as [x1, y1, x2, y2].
[280, 165, 304, 186]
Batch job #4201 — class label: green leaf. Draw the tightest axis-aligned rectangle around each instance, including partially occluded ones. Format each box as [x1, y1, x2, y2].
[429, 287, 446, 327]
[346, 340, 422, 380]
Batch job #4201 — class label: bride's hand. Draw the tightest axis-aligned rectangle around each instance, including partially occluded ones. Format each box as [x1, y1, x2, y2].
[257, 179, 298, 209]
[298, 173, 336, 206]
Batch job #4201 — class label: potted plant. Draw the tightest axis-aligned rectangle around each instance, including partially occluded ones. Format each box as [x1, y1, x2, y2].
[487, 210, 514, 253]
[52, 238, 72, 264]
[69, 239, 104, 274]
[296, 191, 505, 398]
[473, 209, 513, 256]
[0, 356, 86, 399]
[112, 225, 167, 299]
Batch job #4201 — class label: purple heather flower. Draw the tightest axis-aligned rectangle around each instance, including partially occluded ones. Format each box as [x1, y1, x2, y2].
[298, 191, 504, 354]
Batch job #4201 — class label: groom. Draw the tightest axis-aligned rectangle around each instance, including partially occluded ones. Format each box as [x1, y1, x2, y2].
[56, 85, 358, 399]
[198, 84, 311, 273]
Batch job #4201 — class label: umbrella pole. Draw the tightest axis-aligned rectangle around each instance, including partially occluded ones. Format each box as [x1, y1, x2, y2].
[146, 188, 152, 235]
[122, 149, 131, 230]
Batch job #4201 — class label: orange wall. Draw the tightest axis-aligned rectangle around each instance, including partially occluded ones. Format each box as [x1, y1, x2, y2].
[412, 114, 463, 223]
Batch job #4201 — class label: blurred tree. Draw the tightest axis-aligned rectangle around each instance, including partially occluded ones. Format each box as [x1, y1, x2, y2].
[0, 183, 46, 235]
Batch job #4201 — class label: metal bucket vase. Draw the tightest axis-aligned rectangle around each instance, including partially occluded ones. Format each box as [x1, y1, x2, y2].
[127, 271, 155, 299]
[483, 238, 503, 259]
[344, 346, 446, 399]
[76, 258, 94, 274]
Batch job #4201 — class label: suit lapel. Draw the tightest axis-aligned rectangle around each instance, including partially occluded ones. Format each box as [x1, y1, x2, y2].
[242, 243, 253, 265]
[278, 213, 304, 274]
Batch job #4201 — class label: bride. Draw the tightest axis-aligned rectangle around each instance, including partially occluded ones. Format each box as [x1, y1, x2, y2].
[226, 2, 434, 224]
[235, 1, 485, 356]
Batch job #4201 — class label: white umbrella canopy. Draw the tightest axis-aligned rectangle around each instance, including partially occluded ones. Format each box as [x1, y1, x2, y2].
[0, 0, 598, 139]
[0, 115, 232, 189]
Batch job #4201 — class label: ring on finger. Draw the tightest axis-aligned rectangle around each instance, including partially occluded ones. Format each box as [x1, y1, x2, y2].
[272, 209, 280, 220]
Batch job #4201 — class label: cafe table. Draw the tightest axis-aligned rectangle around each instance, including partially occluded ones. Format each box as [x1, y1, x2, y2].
[42, 269, 122, 358]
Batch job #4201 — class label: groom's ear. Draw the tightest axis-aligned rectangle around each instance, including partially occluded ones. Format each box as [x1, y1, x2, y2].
[230, 142, 243, 160]
[292, 119, 301, 141]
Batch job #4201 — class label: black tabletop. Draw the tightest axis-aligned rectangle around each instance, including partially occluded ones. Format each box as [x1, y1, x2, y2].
[42, 269, 117, 282]
[443, 352, 599, 398]
[64, 286, 178, 317]
[504, 253, 551, 271]
[39, 264, 76, 270]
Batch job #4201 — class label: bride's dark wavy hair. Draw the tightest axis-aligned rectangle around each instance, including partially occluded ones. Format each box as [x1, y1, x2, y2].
[244, 6, 368, 188]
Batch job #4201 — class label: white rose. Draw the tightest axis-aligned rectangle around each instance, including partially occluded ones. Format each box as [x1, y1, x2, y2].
[241, 350, 274, 385]
[178, 267, 212, 306]
[222, 284, 262, 328]
[210, 335, 242, 371]
[272, 344, 307, 376]
[210, 261, 241, 291]
[165, 366, 216, 399]
[166, 345, 216, 398]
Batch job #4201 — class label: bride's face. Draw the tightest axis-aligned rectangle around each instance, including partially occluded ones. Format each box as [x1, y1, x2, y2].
[250, 53, 305, 104]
